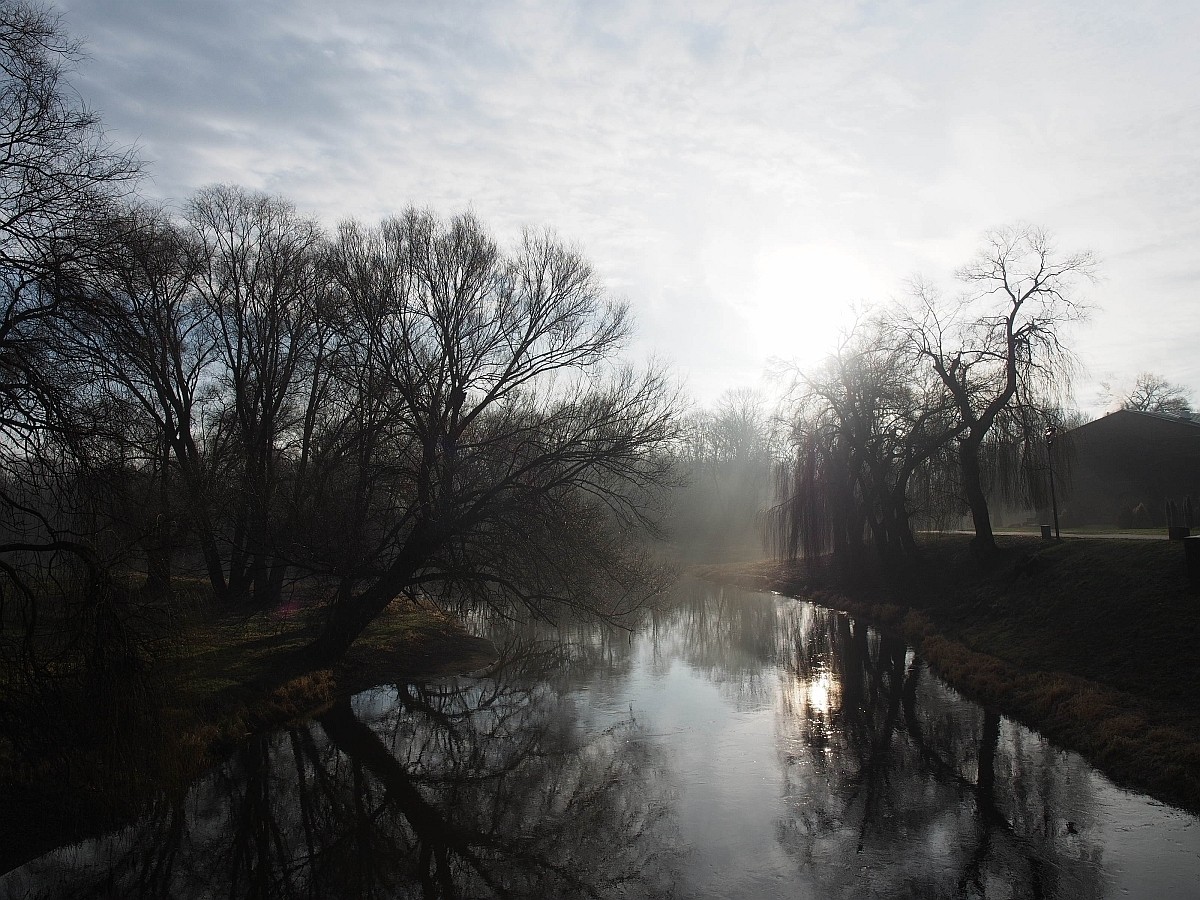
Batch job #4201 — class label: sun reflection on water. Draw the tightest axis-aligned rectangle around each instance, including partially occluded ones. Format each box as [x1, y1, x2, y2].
[786, 669, 839, 724]
[806, 672, 834, 716]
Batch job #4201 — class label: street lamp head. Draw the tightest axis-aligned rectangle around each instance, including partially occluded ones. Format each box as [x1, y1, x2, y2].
[1045, 424, 1058, 446]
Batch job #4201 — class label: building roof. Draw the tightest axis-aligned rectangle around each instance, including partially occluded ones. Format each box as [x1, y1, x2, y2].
[1067, 407, 1200, 437]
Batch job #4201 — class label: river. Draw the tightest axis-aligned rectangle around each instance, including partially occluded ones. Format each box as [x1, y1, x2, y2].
[3, 578, 1199, 898]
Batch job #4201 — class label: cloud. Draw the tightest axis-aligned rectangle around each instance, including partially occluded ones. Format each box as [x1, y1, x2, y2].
[52, 0, 1200, 408]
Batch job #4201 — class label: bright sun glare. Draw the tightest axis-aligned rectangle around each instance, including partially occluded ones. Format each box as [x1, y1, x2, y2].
[794, 671, 836, 717]
[742, 242, 889, 371]
[810, 672, 836, 714]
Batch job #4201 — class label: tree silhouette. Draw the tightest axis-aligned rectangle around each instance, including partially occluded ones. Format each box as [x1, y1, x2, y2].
[1101, 371, 1193, 416]
[899, 225, 1095, 559]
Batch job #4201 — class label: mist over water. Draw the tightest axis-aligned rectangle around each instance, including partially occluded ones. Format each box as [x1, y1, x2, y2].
[5, 579, 1198, 898]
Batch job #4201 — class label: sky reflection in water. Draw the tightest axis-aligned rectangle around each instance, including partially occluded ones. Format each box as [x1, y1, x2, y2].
[4, 579, 1199, 899]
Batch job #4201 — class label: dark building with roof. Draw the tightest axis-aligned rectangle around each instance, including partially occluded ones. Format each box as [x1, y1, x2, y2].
[1052, 409, 1200, 528]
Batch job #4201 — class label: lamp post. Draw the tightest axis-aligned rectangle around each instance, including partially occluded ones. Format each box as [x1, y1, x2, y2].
[1045, 424, 1061, 540]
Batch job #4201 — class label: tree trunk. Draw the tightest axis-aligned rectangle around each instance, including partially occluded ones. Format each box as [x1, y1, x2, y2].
[977, 708, 1000, 803]
[197, 526, 230, 602]
[898, 511, 918, 559]
[144, 438, 173, 598]
[959, 434, 997, 559]
[265, 559, 289, 608]
[248, 551, 279, 609]
[227, 499, 252, 603]
[176, 473, 231, 601]
[297, 527, 437, 666]
[167, 428, 231, 601]
[301, 576, 402, 666]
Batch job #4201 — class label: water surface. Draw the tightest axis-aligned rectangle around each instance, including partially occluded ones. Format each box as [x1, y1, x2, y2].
[4, 579, 1198, 898]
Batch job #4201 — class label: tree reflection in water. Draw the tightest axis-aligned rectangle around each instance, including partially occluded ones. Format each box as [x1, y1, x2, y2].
[3, 641, 683, 899]
[6, 581, 1195, 899]
[645, 583, 783, 711]
[775, 602, 1105, 898]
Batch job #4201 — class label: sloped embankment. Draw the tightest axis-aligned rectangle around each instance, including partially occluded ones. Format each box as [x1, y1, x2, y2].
[694, 535, 1200, 812]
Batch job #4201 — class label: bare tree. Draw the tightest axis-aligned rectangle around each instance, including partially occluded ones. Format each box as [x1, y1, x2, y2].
[1100, 371, 1193, 416]
[899, 225, 1095, 559]
[297, 211, 680, 664]
[66, 200, 678, 649]
[0, 3, 153, 740]
[184, 185, 331, 606]
[67, 205, 217, 596]
[0, 2, 139, 276]
[0, 1, 140, 605]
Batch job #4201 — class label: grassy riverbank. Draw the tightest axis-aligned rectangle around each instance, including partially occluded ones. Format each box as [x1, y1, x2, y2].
[694, 534, 1200, 812]
[0, 594, 496, 874]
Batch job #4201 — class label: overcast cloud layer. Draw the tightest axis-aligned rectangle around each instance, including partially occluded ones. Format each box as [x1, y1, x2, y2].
[55, 0, 1200, 412]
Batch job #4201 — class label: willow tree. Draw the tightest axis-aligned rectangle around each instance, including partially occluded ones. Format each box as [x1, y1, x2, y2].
[770, 315, 959, 570]
[297, 211, 680, 664]
[899, 225, 1095, 559]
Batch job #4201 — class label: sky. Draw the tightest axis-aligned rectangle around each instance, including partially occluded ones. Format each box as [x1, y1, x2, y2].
[53, 0, 1200, 416]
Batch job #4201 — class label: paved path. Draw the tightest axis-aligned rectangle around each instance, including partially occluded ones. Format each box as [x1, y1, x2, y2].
[942, 529, 1172, 542]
